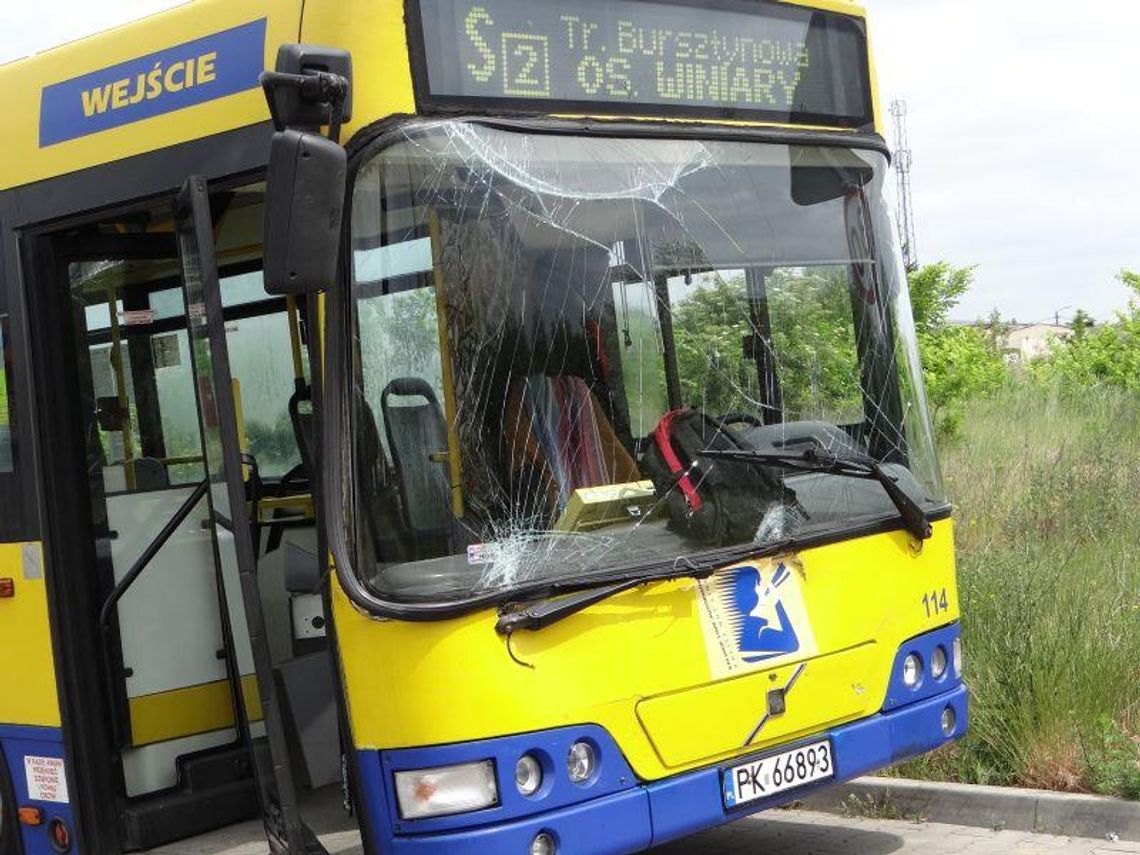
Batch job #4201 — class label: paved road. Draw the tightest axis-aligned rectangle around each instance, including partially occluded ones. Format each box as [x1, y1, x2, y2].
[654, 810, 1140, 854]
[155, 808, 1140, 854]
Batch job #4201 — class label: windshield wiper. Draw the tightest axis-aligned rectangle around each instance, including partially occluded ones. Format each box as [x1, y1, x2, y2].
[698, 446, 933, 543]
[495, 543, 779, 635]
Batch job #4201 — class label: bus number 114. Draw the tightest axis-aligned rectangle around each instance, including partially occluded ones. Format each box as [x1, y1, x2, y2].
[922, 588, 949, 618]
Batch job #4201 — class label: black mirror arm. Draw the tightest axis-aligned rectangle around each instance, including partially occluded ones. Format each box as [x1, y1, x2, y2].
[259, 70, 349, 141]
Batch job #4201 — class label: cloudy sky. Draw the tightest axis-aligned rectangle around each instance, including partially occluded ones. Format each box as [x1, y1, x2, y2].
[3, 0, 1138, 323]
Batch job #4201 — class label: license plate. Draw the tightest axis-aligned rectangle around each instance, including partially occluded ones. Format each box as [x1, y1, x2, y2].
[723, 740, 833, 808]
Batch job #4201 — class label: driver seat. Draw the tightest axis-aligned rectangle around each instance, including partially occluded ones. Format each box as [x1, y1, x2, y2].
[504, 374, 640, 518]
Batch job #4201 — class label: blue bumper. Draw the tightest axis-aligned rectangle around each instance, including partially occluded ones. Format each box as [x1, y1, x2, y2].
[357, 681, 967, 854]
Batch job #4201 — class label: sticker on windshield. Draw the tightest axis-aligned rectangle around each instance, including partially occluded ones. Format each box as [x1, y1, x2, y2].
[697, 560, 816, 679]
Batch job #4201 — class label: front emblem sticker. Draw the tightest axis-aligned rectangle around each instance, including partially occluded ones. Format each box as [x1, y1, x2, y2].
[697, 560, 816, 679]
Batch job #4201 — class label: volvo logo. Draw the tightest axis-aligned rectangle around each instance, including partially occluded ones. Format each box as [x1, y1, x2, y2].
[744, 662, 806, 746]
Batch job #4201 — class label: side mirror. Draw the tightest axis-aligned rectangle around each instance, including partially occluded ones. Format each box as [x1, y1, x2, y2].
[263, 129, 347, 295]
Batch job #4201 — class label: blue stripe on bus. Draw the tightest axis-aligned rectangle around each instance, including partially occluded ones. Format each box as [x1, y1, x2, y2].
[39, 18, 266, 147]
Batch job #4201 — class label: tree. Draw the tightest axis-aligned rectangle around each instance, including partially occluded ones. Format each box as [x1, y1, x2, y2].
[907, 261, 976, 335]
[906, 262, 1007, 438]
[1033, 270, 1140, 392]
[670, 269, 862, 421]
[1070, 309, 1095, 337]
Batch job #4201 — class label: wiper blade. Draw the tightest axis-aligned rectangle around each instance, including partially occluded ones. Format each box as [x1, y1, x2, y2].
[495, 545, 773, 635]
[699, 447, 933, 542]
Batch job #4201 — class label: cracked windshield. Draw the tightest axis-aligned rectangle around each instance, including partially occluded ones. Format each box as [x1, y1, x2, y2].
[349, 122, 944, 602]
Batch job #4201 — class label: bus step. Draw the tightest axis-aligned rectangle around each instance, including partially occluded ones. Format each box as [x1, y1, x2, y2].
[121, 748, 260, 852]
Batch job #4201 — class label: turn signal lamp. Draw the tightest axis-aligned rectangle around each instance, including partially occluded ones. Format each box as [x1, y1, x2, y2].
[394, 760, 497, 819]
[17, 806, 43, 825]
[0, 577, 14, 598]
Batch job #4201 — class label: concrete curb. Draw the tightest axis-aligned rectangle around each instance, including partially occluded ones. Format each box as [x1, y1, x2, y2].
[799, 776, 1140, 842]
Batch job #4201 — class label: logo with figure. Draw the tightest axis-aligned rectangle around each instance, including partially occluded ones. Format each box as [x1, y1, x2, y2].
[697, 559, 816, 678]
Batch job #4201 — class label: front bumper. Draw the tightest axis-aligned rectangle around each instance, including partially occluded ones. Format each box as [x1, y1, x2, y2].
[357, 683, 967, 854]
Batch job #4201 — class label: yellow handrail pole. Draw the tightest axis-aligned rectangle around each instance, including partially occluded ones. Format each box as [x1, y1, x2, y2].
[285, 296, 305, 384]
[427, 211, 464, 518]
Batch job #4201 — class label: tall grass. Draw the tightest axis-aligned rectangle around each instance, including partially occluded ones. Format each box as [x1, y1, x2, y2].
[896, 383, 1140, 797]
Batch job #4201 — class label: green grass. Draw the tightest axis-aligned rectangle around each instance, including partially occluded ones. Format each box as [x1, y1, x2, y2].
[893, 383, 1140, 797]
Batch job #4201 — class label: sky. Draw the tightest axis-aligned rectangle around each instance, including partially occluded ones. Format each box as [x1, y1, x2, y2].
[3, 0, 1139, 324]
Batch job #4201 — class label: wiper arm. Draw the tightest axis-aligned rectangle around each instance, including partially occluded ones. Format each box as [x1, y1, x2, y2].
[699, 447, 933, 542]
[495, 545, 773, 635]
[495, 575, 684, 635]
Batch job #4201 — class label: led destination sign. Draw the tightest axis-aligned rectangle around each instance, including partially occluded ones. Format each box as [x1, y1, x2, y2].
[413, 0, 871, 126]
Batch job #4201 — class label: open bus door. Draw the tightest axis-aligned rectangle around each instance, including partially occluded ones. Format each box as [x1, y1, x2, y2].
[174, 176, 327, 855]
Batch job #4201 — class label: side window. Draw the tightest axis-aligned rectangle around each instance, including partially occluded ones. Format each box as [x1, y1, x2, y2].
[143, 272, 309, 480]
[612, 279, 669, 436]
[669, 268, 753, 414]
[766, 266, 864, 425]
[70, 259, 206, 492]
[219, 271, 308, 479]
[611, 266, 866, 431]
[0, 315, 13, 474]
[354, 237, 446, 447]
[72, 260, 307, 490]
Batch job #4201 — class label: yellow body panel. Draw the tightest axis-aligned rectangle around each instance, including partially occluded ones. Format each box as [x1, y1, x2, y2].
[0, 0, 878, 193]
[0, 543, 61, 728]
[333, 520, 958, 779]
[636, 642, 878, 768]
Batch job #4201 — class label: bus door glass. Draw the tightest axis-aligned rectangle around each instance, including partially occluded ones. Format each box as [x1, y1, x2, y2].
[174, 176, 323, 854]
[63, 238, 241, 804]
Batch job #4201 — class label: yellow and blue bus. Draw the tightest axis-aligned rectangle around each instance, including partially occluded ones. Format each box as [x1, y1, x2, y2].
[0, 0, 965, 852]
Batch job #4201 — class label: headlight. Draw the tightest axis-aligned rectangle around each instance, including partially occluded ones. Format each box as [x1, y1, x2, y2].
[567, 741, 597, 784]
[930, 645, 948, 679]
[902, 653, 922, 688]
[515, 754, 542, 797]
[394, 760, 497, 819]
[952, 636, 962, 677]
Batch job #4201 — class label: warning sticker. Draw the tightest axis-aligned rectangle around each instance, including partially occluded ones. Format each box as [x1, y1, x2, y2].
[25, 755, 69, 803]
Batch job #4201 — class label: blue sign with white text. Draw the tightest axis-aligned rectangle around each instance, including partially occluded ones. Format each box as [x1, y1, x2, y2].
[39, 18, 267, 147]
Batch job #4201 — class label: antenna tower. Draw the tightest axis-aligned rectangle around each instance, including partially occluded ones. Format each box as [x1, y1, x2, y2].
[890, 99, 918, 271]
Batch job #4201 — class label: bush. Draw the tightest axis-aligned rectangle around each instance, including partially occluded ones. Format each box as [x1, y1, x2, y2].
[894, 385, 1140, 796]
[905, 262, 1010, 439]
[919, 324, 1008, 438]
[1031, 270, 1140, 393]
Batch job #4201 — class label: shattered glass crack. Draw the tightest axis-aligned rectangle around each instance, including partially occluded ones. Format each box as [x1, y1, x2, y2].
[345, 121, 943, 604]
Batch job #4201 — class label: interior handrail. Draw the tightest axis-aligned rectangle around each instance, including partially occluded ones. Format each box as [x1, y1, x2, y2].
[98, 478, 209, 632]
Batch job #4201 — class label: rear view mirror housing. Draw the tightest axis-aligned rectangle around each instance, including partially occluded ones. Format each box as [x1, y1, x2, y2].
[263, 129, 347, 296]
